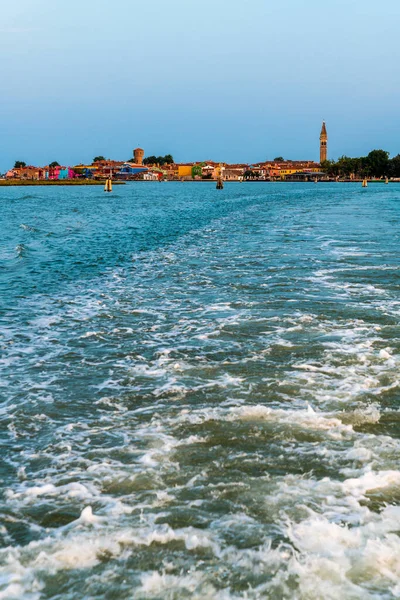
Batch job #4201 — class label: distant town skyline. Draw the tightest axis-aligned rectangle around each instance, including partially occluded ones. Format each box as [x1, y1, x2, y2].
[1, 0, 400, 172]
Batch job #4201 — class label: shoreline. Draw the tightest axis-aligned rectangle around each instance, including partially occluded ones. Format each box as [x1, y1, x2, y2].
[1, 179, 397, 186]
[0, 180, 125, 186]
[133, 179, 397, 184]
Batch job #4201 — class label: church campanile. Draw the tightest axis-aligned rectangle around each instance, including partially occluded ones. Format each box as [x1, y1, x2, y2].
[320, 121, 328, 163]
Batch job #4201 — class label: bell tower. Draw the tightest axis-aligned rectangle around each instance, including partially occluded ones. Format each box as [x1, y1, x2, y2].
[320, 121, 328, 163]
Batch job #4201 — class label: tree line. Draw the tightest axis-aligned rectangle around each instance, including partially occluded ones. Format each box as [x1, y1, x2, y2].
[142, 154, 174, 166]
[14, 161, 61, 169]
[322, 150, 400, 178]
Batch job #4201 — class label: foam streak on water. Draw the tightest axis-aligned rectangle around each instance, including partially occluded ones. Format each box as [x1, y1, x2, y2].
[1, 182, 400, 599]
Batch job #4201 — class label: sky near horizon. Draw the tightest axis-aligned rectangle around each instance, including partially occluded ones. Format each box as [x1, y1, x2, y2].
[1, 0, 400, 170]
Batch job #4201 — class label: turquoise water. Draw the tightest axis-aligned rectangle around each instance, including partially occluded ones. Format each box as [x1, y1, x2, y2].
[1, 182, 400, 599]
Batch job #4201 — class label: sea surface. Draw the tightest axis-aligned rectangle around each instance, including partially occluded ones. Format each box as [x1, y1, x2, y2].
[1, 182, 400, 599]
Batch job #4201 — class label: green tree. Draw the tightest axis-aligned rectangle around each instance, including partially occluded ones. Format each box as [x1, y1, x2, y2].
[143, 156, 157, 165]
[14, 161, 26, 169]
[274, 157, 284, 162]
[321, 153, 390, 179]
[143, 154, 174, 166]
[320, 160, 338, 176]
[351, 157, 362, 178]
[191, 165, 202, 178]
[365, 149, 390, 178]
[336, 156, 355, 178]
[360, 156, 371, 177]
[388, 154, 400, 178]
[49, 161, 60, 168]
[93, 156, 106, 162]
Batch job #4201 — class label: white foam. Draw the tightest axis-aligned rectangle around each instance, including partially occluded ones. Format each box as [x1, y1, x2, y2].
[379, 349, 392, 360]
[80, 331, 104, 338]
[78, 506, 101, 525]
[343, 470, 400, 497]
[284, 500, 400, 599]
[345, 446, 372, 462]
[217, 374, 244, 387]
[28, 316, 61, 329]
[0, 581, 42, 600]
[229, 405, 353, 438]
[138, 571, 205, 596]
[8, 481, 94, 501]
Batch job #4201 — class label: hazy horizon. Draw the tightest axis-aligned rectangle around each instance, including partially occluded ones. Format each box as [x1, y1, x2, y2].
[1, 0, 400, 171]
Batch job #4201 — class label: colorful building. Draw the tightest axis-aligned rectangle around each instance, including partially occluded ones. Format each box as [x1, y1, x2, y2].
[6, 166, 47, 180]
[177, 165, 193, 179]
[47, 166, 76, 180]
[117, 163, 148, 179]
[224, 166, 245, 180]
[258, 161, 323, 180]
[73, 165, 98, 178]
[143, 169, 163, 181]
[279, 166, 304, 180]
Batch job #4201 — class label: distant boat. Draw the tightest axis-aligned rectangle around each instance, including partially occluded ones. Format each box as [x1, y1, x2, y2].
[362, 179, 368, 188]
[104, 177, 112, 192]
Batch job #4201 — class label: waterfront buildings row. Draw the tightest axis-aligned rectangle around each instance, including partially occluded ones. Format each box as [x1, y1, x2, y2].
[5, 158, 325, 183]
[4, 125, 329, 182]
[171, 161, 324, 181]
[4, 160, 325, 182]
[5, 165, 78, 181]
[5, 151, 148, 182]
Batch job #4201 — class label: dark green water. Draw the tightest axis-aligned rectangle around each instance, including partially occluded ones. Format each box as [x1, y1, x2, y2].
[1, 182, 400, 599]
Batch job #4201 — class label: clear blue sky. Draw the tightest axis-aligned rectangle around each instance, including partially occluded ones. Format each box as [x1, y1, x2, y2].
[1, 0, 400, 170]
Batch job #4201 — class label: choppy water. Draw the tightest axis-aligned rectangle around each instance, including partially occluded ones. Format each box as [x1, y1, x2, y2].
[1, 182, 400, 599]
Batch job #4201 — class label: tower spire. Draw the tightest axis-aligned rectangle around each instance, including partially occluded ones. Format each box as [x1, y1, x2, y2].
[320, 121, 328, 163]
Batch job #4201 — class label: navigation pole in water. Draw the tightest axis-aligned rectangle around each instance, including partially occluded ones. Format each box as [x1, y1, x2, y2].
[216, 163, 224, 190]
[104, 176, 113, 192]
